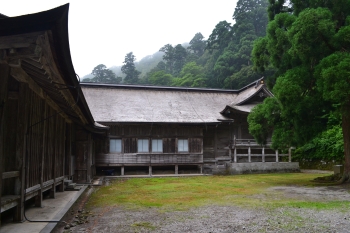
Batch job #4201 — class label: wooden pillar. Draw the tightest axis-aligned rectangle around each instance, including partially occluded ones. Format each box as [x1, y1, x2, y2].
[262, 147, 265, 163]
[50, 115, 58, 199]
[36, 103, 47, 207]
[288, 147, 292, 162]
[199, 165, 203, 174]
[87, 133, 92, 183]
[149, 166, 152, 176]
[214, 127, 217, 158]
[175, 165, 178, 175]
[121, 166, 124, 176]
[234, 148, 237, 163]
[248, 147, 251, 163]
[275, 150, 279, 162]
[229, 147, 232, 162]
[58, 121, 66, 192]
[0, 64, 10, 226]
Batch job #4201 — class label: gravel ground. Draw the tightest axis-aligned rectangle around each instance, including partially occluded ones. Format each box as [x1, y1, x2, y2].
[55, 176, 350, 233]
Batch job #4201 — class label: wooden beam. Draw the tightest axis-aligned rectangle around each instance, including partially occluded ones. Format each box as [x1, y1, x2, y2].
[37, 32, 88, 125]
[10, 67, 72, 123]
[0, 32, 44, 50]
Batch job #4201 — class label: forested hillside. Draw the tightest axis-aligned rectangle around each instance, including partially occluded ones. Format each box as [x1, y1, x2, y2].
[82, 0, 269, 89]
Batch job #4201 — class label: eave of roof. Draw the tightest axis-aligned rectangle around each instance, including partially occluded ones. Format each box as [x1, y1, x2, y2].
[80, 82, 241, 94]
[0, 4, 107, 133]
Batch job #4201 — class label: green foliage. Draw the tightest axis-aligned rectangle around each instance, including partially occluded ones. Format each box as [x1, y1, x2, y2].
[295, 125, 344, 161]
[171, 62, 206, 87]
[148, 71, 173, 86]
[316, 52, 350, 108]
[121, 52, 141, 84]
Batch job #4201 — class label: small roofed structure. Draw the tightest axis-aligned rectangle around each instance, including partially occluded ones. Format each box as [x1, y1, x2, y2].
[0, 4, 107, 225]
[81, 78, 299, 176]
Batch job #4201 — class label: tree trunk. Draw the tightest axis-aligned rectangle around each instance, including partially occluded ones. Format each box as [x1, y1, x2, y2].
[341, 110, 350, 182]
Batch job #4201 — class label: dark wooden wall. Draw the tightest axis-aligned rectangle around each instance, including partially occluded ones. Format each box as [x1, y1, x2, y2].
[203, 114, 254, 161]
[105, 124, 203, 154]
[1, 71, 79, 223]
[95, 124, 203, 166]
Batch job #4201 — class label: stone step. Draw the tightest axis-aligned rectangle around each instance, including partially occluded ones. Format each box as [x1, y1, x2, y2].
[64, 179, 73, 185]
[68, 183, 77, 187]
[65, 186, 82, 191]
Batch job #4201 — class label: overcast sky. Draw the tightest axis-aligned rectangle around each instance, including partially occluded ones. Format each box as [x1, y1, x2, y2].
[1, 1, 238, 77]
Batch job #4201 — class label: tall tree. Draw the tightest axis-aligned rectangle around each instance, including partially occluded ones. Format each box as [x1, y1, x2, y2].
[211, 0, 269, 88]
[249, 0, 350, 181]
[159, 44, 187, 76]
[83, 64, 121, 83]
[188, 32, 206, 57]
[206, 21, 233, 54]
[121, 52, 141, 84]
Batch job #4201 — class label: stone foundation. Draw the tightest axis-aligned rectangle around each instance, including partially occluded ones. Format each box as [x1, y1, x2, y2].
[209, 162, 300, 175]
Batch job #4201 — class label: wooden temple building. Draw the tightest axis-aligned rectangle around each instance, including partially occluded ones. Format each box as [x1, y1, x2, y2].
[0, 5, 107, 226]
[81, 81, 299, 176]
[0, 4, 299, 226]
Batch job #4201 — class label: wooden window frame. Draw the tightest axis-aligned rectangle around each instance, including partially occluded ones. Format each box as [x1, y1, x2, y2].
[177, 138, 189, 153]
[151, 139, 163, 153]
[109, 138, 122, 153]
[137, 138, 149, 153]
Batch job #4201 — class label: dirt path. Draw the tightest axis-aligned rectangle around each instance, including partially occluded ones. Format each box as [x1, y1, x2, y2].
[55, 178, 350, 233]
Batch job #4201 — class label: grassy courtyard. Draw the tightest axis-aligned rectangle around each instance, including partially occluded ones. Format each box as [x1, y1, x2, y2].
[86, 173, 350, 211]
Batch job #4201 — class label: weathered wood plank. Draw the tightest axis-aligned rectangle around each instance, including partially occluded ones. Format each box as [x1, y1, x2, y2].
[2, 171, 19, 179]
[1, 195, 20, 213]
[25, 184, 40, 194]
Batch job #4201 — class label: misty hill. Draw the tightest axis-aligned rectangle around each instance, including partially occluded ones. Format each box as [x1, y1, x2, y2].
[81, 51, 164, 81]
[81, 43, 189, 81]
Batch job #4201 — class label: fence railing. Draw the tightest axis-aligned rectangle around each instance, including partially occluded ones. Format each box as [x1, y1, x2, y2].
[96, 153, 203, 165]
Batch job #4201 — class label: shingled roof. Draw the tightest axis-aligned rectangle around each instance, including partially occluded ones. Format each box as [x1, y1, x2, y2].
[81, 78, 271, 124]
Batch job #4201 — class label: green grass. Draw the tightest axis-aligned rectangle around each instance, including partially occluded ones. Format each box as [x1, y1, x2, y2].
[131, 222, 156, 230]
[86, 173, 350, 211]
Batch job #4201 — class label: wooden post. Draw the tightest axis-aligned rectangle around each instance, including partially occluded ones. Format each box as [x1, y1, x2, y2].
[214, 127, 217, 158]
[234, 148, 237, 163]
[275, 150, 279, 162]
[262, 147, 265, 163]
[14, 85, 27, 222]
[0, 64, 10, 226]
[58, 121, 66, 192]
[248, 146, 251, 163]
[175, 165, 178, 175]
[149, 166, 152, 176]
[36, 103, 47, 207]
[288, 147, 292, 162]
[121, 166, 124, 176]
[50, 115, 58, 199]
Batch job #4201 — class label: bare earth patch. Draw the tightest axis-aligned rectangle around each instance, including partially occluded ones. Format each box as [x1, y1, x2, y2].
[55, 176, 350, 233]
